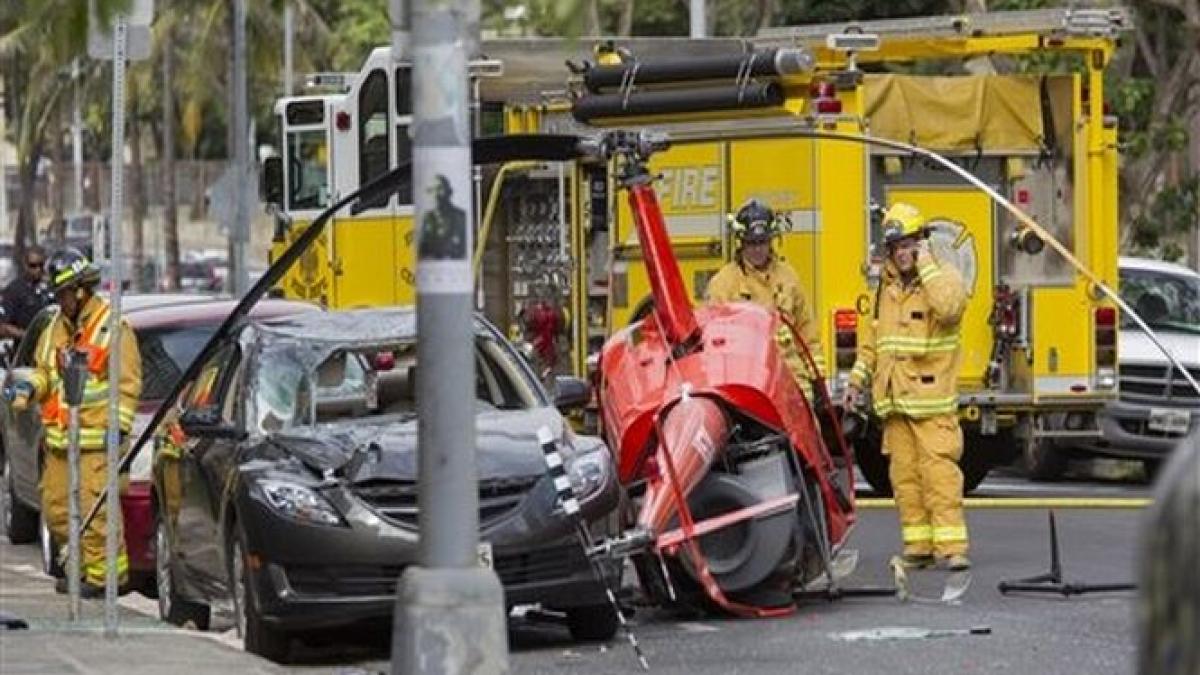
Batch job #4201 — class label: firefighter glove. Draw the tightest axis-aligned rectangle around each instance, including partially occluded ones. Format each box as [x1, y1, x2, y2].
[7, 380, 34, 410]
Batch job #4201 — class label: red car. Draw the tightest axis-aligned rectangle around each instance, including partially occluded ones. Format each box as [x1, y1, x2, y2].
[2, 294, 318, 595]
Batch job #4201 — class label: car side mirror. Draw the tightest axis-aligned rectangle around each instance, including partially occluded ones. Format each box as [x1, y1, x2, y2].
[179, 408, 246, 441]
[553, 376, 590, 412]
[261, 157, 284, 206]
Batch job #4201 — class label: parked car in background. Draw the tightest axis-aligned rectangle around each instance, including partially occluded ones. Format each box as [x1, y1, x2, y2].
[151, 307, 619, 661]
[1075, 257, 1200, 477]
[178, 261, 223, 293]
[41, 212, 107, 259]
[0, 294, 318, 595]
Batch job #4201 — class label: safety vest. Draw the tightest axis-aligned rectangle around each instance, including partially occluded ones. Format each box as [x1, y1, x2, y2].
[28, 296, 140, 451]
[850, 256, 967, 418]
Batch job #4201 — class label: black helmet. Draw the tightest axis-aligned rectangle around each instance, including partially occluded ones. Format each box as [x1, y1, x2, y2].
[47, 247, 100, 294]
[730, 199, 780, 243]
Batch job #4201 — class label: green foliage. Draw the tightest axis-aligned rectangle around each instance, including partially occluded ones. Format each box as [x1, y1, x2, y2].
[329, 1, 391, 71]
[1130, 177, 1198, 262]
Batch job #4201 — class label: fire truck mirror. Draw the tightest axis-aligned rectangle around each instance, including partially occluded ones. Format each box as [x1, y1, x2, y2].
[262, 157, 284, 207]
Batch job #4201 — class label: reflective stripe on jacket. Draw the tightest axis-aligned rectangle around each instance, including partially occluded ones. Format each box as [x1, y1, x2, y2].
[849, 254, 966, 418]
[705, 256, 826, 380]
[28, 295, 142, 450]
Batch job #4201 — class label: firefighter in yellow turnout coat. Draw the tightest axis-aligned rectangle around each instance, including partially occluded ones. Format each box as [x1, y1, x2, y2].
[844, 204, 971, 571]
[11, 248, 142, 595]
[705, 199, 825, 398]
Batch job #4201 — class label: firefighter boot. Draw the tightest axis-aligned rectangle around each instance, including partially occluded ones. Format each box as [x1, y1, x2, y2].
[943, 554, 971, 571]
[898, 553, 936, 569]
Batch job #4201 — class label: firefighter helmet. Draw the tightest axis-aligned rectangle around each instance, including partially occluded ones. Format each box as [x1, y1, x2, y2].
[47, 247, 101, 294]
[881, 202, 928, 245]
[730, 199, 781, 244]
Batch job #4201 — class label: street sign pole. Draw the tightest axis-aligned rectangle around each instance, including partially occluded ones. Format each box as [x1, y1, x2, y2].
[391, 1, 508, 673]
[690, 0, 707, 38]
[103, 13, 128, 639]
[231, 0, 250, 297]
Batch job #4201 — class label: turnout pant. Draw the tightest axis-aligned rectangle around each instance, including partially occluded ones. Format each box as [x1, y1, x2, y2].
[40, 447, 129, 586]
[882, 413, 969, 557]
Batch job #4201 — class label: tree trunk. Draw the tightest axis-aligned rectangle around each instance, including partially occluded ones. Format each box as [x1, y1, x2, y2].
[163, 28, 181, 291]
[755, 0, 777, 34]
[15, 153, 39, 263]
[618, 0, 635, 36]
[130, 103, 146, 291]
[50, 103, 66, 241]
[584, 0, 602, 36]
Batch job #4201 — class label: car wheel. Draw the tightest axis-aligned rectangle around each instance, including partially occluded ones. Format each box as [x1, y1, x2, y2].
[155, 516, 210, 630]
[565, 604, 619, 642]
[3, 455, 38, 544]
[39, 512, 63, 578]
[1025, 438, 1068, 481]
[231, 528, 291, 663]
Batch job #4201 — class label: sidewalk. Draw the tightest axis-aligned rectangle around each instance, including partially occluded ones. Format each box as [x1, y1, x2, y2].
[0, 537, 285, 675]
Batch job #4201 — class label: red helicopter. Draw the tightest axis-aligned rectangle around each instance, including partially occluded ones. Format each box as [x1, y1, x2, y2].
[589, 131, 857, 615]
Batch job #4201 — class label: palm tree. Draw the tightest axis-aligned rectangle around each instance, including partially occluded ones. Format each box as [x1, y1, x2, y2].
[0, 0, 131, 264]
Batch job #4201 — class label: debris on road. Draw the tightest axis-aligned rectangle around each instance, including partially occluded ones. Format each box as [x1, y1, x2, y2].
[832, 626, 992, 642]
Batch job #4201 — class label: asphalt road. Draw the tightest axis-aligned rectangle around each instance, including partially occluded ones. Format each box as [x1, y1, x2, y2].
[2, 470, 1150, 675]
[271, 504, 1143, 675]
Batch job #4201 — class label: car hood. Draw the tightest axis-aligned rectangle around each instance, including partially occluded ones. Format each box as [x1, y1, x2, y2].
[266, 406, 569, 482]
[1120, 329, 1200, 368]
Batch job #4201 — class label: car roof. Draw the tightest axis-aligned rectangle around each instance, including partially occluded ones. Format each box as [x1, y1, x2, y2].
[129, 298, 320, 330]
[120, 293, 221, 312]
[256, 306, 421, 344]
[1119, 256, 1200, 279]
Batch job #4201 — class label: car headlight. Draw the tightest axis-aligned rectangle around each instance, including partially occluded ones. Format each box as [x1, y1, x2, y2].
[254, 479, 344, 527]
[566, 447, 610, 499]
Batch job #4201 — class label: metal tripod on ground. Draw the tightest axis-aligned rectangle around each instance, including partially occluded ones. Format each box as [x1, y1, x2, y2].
[998, 510, 1135, 597]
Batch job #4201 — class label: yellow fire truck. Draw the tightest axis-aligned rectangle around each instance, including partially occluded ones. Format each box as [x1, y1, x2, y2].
[261, 7, 1126, 493]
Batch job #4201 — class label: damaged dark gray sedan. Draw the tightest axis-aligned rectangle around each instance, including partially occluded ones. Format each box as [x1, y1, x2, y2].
[150, 307, 621, 662]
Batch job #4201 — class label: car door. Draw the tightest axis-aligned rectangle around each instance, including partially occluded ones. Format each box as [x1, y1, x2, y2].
[3, 309, 54, 508]
[173, 343, 242, 596]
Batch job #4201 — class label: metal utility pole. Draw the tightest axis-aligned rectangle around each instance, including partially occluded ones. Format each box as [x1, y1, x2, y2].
[104, 13, 128, 638]
[690, 0, 707, 38]
[389, 0, 410, 63]
[391, 0, 508, 673]
[284, 2, 295, 97]
[230, 0, 250, 296]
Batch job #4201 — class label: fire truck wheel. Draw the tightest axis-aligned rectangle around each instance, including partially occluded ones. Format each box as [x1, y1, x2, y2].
[958, 447, 992, 494]
[1024, 437, 1068, 481]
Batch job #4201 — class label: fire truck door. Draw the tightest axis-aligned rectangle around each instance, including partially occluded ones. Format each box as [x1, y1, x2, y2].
[885, 187, 994, 390]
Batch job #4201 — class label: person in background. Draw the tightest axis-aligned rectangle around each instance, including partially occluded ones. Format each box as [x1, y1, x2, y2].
[0, 245, 53, 343]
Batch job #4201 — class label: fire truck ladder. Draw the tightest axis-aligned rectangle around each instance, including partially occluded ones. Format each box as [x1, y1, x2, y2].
[758, 7, 1129, 47]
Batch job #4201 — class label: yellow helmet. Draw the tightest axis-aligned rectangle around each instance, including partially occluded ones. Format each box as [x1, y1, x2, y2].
[881, 202, 927, 244]
[594, 40, 627, 66]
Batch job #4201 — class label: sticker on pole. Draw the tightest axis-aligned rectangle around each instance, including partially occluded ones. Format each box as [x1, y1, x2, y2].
[416, 171, 473, 294]
[477, 541, 494, 570]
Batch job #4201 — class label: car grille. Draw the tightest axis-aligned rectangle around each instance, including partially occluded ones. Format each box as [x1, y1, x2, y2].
[1117, 419, 1191, 439]
[1119, 364, 1200, 407]
[352, 475, 541, 528]
[284, 545, 585, 597]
